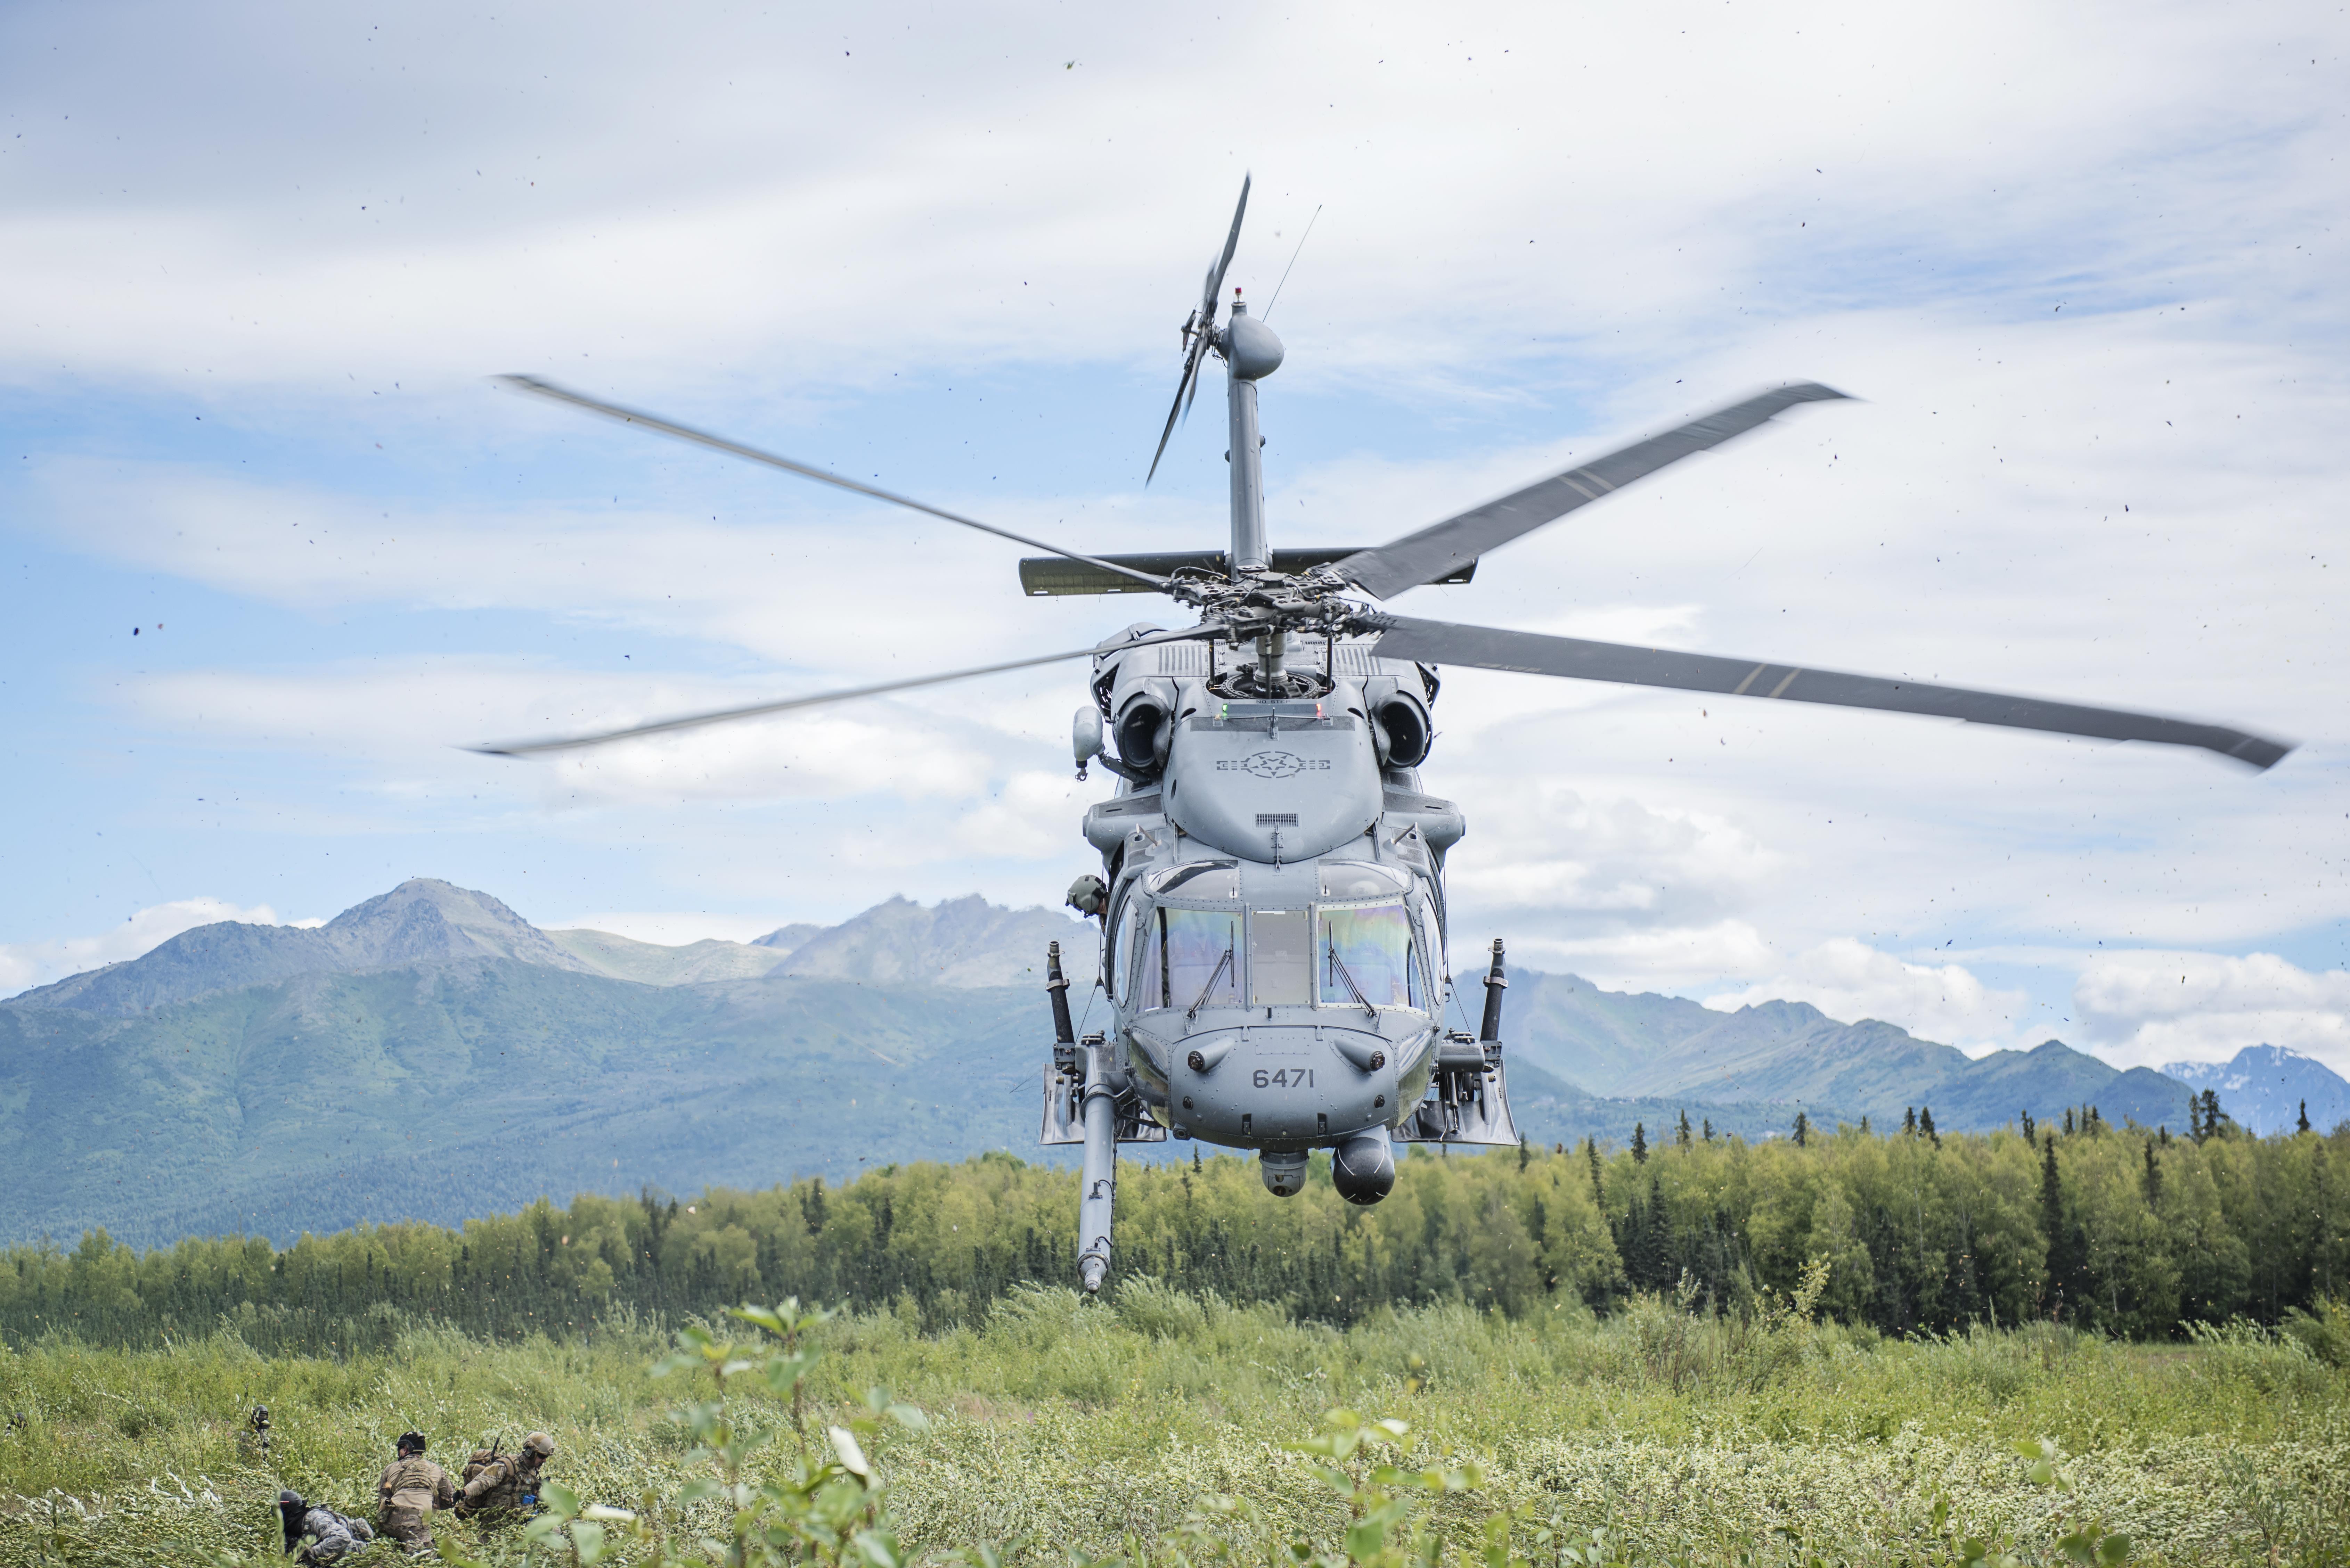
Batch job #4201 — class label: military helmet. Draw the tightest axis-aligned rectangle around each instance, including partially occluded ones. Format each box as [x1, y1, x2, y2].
[398, 1430, 428, 1455]
[523, 1431, 555, 1458]
[277, 1492, 308, 1555]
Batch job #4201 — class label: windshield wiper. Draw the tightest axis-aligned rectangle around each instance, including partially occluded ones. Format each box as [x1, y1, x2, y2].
[1326, 945, 1378, 1020]
[1186, 948, 1235, 1022]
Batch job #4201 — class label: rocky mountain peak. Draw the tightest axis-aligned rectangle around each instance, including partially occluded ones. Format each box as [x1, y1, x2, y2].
[318, 878, 591, 972]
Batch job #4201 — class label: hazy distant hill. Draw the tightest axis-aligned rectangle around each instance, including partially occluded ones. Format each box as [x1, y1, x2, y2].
[2165, 1045, 2350, 1135]
[1506, 972, 2206, 1133]
[8, 876, 2333, 1248]
[543, 895, 1099, 991]
[0, 957, 1050, 1247]
[751, 895, 1100, 989]
[543, 928, 794, 986]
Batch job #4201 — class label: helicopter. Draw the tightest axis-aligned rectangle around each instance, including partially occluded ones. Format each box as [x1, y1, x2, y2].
[482, 176, 2292, 1294]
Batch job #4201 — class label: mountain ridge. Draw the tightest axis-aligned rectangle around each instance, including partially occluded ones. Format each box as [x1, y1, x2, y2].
[2164, 1045, 2350, 1135]
[7, 877, 2340, 1248]
[11, 879, 600, 1015]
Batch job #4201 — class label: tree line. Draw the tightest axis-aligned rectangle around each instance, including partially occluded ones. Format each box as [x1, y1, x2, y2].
[2, 1113, 2342, 1354]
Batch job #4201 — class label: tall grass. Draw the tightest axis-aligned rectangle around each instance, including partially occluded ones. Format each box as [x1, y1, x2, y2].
[1, 1284, 2342, 1566]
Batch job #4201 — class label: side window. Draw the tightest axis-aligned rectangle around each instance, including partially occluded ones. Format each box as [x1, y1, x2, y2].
[1105, 892, 1135, 1002]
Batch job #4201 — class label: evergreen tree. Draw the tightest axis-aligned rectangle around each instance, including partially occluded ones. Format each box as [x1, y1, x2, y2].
[2041, 1134, 2086, 1321]
[1794, 1110, 1810, 1148]
[2142, 1139, 2163, 1206]
[1518, 1135, 1531, 1171]
[2021, 1110, 2035, 1139]
[2300, 1099, 2313, 1134]
[1585, 1137, 1605, 1203]
[1904, 1107, 1917, 1136]
[1701, 1118, 1714, 1143]
[799, 1180, 825, 1234]
[1676, 1110, 1692, 1148]
[1631, 1123, 1649, 1163]
[1919, 1107, 1939, 1148]
[2064, 1108, 2075, 1136]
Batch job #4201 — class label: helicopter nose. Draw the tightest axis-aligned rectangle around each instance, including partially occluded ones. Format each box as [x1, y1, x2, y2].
[1164, 1024, 1397, 1148]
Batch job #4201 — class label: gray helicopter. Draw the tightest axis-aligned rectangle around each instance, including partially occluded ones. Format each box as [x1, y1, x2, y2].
[484, 176, 2291, 1294]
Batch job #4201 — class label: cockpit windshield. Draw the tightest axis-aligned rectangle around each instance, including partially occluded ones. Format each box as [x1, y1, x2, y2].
[1319, 901, 1423, 1011]
[1136, 906, 1241, 1012]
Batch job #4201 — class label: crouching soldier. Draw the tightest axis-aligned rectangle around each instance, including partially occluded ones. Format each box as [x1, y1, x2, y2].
[456, 1430, 556, 1522]
[377, 1430, 456, 1553]
[278, 1489, 375, 1565]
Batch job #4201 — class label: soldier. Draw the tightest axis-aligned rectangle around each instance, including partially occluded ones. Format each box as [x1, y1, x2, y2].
[278, 1489, 375, 1565]
[455, 1430, 555, 1521]
[377, 1430, 456, 1554]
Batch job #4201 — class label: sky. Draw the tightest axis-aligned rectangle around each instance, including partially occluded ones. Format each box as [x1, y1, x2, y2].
[3, 0, 2346, 1076]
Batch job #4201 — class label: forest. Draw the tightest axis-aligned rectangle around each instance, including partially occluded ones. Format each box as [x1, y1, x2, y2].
[6, 1109, 2342, 1353]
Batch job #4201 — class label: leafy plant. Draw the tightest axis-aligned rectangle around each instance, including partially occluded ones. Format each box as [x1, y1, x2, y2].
[1283, 1410, 1482, 1568]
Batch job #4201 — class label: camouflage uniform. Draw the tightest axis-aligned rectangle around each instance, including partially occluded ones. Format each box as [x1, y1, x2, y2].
[377, 1453, 456, 1553]
[286, 1503, 375, 1566]
[457, 1431, 555, 1522]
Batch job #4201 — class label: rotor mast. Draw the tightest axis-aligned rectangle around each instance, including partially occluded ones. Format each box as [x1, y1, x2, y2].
[1222, 294, 1278, 576]
[1224, 296, 1275, 576]
[1220, 292, 1287, 679]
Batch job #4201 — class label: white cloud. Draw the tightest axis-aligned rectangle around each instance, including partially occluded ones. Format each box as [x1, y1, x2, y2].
[1706, 938, 2034, 1054]
[0, 1, 2336, 393]
[129, 660, 997, 807]
[953, 770, 1099, 863]
[2074, 950, 2350, 1073]
[31, 460, 1143, 669]
[0, 898, 318, 998]
[1443, 782, 1783, 919]
[1509, 921, 1778, 994]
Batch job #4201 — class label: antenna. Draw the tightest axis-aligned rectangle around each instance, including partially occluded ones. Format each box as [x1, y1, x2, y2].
[1262, 205, 1321, 321]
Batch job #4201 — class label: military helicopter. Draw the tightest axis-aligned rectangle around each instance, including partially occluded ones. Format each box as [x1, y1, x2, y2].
[483, 177, 2292, 1293]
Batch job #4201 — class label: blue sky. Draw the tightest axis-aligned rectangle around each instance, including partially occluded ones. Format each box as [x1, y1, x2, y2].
[4, 0, 2346, 1072]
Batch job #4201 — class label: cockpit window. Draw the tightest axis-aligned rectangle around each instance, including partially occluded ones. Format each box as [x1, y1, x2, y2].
[1138, 907, 1240, 1011]
[1248, 909, 1313, 1006]
[1319, 901, 1423, 1011]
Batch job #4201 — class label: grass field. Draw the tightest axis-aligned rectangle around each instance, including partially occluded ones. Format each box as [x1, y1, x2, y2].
[1, 1284, 2343, 1566]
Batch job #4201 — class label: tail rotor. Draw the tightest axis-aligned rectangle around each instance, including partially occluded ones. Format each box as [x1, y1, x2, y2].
[1146, 173, 1251, 484]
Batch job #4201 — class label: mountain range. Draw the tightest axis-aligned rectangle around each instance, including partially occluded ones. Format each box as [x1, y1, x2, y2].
[3, 878, 2337, 1247]
[2163, 1045, 2350, 1136]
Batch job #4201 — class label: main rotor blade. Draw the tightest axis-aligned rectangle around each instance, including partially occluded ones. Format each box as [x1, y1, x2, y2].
[1369, 615, 2294, 769]
[1335, 383, 1850, 600]
[1201, 172, 1251, 321]
[472, 624, 1228, 757]
[498, 376, 1170, 591]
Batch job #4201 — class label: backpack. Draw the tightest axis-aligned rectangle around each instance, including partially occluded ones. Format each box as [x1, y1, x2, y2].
[460, 1443, 509, 1488]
